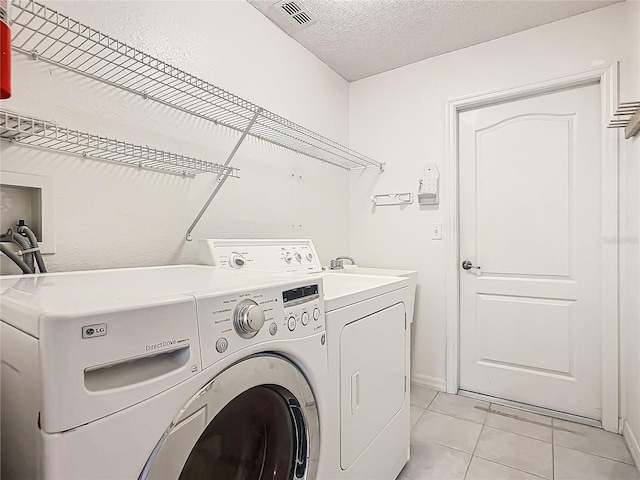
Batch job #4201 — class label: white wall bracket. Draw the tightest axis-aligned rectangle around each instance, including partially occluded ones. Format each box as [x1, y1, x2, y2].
[607, 101, 640, 139]
[372, 192, 413, 206]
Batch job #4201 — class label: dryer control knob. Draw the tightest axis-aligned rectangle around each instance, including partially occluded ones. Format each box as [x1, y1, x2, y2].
[284, 252, 293, 264]
[294, 253, 302, 263]
[234, 299, 265, 339]
[229, 253, 246, 269]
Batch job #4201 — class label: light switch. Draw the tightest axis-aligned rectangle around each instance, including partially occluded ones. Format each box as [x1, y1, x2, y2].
[432, 223, 442, 240]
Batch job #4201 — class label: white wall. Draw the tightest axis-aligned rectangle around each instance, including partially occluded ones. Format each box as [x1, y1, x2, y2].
[349, 0, 640, 442]
[0, 0, 351, 274]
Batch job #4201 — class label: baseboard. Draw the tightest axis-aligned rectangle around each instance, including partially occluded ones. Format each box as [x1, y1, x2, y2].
[623, 421, 640, 474]
[411, 373, 446, 392]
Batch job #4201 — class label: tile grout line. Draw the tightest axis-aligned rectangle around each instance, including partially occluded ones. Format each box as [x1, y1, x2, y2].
[425, 391, 439, 409]
[553, 443, 637, 467]
[483, 418, 553, 444]
[433, 399, 554, 443]
[471, 453, 550, 480]
[427, 395, 634, 480]
[462, 409, 488, 480]
[552, 418, 637, 466]
[482, 419, 635, 478]
[431, 409, 553, 443]
[425, 396, 561, 448]
[413, 406, 426, 429]
[475, 422, 554, 479]
[426, 438, 478, 457]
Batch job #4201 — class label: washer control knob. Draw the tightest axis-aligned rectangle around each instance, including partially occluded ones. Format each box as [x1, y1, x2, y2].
[284, 252, 293, 264]
[301, 311, 310, 326]
[287, 316, 297, 331]
[294, 253, 302, 263]
[306, 253, 313, 262]
[313, 307, 320, 321]
[229, 253, 246, 269]
[269, 323, 278, 336]
[215, 337, 228, 353]
[233, 300, 265, 339]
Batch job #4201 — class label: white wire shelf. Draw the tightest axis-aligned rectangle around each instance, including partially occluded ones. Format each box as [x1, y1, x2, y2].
[10, 0, 384, 171]
[0, 110, 240, 177]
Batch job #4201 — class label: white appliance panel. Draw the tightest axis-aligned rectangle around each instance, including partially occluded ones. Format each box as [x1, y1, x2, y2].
[40, 298, 201, 433]
[339, 302, 406, 469]
[199, 239, 322, 274]
[194, 280, 324, 369]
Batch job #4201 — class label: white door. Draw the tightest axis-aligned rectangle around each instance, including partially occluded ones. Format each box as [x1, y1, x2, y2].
[458, 82, 602, 420]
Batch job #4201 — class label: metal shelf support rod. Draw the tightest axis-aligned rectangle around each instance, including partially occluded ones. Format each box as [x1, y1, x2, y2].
[186, 109, 262, 241]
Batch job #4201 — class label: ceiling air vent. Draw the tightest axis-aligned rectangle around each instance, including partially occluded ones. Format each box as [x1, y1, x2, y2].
[273, 0, 317, 28]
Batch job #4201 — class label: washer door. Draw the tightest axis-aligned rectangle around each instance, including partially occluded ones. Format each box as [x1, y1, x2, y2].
[140, 354, 319, 480]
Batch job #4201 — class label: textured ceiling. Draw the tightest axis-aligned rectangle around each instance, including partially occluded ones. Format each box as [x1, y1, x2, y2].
[248, 0, 621, 81]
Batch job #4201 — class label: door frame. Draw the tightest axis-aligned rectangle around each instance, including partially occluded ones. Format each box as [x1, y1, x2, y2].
[445, 65, 620, 432]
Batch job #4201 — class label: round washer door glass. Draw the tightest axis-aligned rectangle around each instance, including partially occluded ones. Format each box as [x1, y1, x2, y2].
[180, 385, 294, 479]
[141, 355, 319, 480]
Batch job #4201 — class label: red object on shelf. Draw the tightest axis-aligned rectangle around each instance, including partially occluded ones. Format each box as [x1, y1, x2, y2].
[0, 0, 10, 99]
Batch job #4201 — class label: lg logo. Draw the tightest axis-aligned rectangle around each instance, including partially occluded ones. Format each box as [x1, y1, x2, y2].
[82, 324, 107, 339]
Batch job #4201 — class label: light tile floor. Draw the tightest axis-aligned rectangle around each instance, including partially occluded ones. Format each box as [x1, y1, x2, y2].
[399, 386, 639, 480]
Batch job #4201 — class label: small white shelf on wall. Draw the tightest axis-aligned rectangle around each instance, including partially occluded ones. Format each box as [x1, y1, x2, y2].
[10, 0, 384, 171]
[0, 110, 239, 177]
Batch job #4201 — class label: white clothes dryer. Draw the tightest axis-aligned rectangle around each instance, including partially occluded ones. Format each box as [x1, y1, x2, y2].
[199, 239, 416, 480]
[0, 265, 328, 480]
[329, 265, 418, 324]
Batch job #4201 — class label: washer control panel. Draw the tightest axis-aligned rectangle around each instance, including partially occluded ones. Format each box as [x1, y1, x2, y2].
[194, 279, 325, 369]
[198, 239, 322, 274]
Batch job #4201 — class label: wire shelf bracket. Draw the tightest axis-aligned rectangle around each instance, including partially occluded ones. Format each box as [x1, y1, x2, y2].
[185, 109, 260, 241]
[0, 110, 239, 178]
[10, 0, 385, 172]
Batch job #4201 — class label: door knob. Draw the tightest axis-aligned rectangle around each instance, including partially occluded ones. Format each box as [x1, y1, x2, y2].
[462, 260, 481, 270]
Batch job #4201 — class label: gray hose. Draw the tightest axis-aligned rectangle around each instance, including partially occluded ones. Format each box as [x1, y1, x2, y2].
[0, 243, 33, 274]
[17, 225, 47, 273]
[1, 232, 34, 271]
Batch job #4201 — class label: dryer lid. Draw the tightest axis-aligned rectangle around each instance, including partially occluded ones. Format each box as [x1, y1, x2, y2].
[322, 273, 408, 312]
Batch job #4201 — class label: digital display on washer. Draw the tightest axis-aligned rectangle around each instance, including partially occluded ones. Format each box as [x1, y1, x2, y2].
[282, 284, 319, 306]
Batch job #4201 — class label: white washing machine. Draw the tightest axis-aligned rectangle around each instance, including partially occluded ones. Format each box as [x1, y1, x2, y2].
[199, 239, 416, 480]
[0, 265, 328, 480]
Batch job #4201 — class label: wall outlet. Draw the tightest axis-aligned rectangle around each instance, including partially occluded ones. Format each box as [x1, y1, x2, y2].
[432, 223, 442, 240]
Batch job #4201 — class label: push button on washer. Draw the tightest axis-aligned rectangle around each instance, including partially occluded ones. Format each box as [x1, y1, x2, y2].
[287, 316, 297, 331]
[313, 307, 320, 321]
[269, 323, 278, 336]
[215, 337, 228, 353]
[301, 312, 309, 326]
